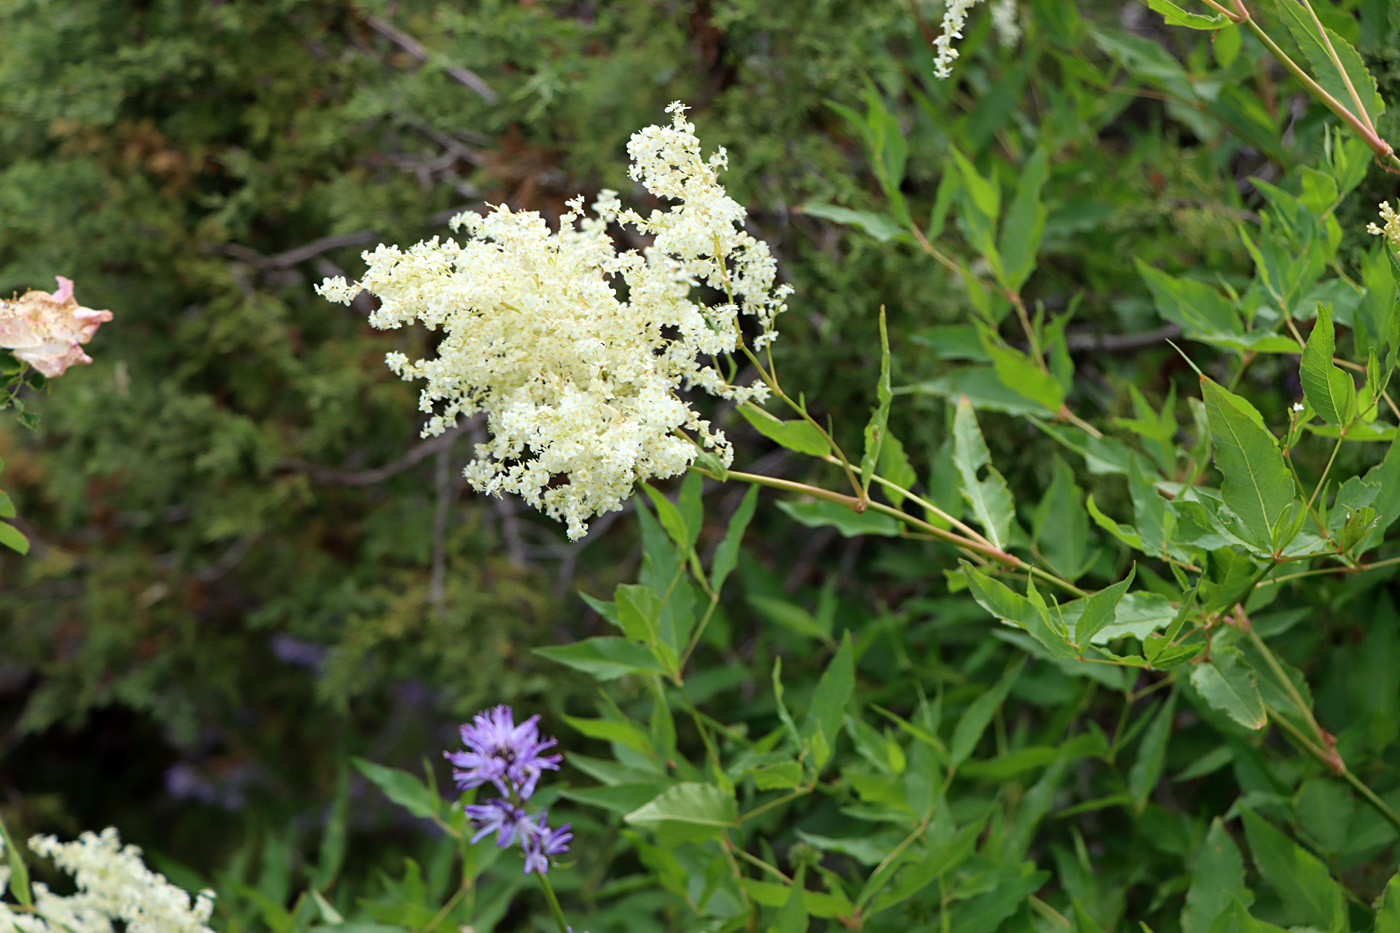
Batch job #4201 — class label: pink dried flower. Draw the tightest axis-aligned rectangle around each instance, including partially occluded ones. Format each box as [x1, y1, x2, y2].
[0, 276, 113, 378]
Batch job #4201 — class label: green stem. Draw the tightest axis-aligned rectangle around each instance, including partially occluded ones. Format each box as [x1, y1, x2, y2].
[1240, 16, 1400, 170]
[738, 787, 811, 825]
[1243, 625, 1324, 744]
[1270, 711, 1400, 836]
[1305, 434, 1344, 517]
[1295, 0, 1377, 135]
[726, 840, 792, 883]
[858, 470, 994, 547]
[536, 872, 571, 933]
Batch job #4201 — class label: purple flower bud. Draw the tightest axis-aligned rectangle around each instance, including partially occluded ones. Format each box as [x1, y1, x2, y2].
[522, 811, 572, 875]
[463, 798, 532, 847]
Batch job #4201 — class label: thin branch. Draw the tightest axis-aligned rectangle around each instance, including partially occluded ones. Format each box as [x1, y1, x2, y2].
[364, 14, 497, 104]
[214, 206, 472, 270]
[278, 421, 469, 486]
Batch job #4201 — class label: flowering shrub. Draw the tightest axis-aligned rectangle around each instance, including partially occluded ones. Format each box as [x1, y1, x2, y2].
[11, 1, 1400, 933]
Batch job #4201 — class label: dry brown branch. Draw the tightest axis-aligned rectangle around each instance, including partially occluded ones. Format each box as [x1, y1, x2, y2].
[364, 14, 497, 104]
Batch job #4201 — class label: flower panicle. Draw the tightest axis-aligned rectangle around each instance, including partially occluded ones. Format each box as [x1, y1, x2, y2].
[448, 706, 571, 876]
[0, 827, 215, 933]
[317, 104, 791, 540]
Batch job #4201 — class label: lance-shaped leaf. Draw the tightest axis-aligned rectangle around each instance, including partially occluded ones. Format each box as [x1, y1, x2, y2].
[1201, 378, 1296, 552]
[1276, 0, 1385, 121]
[861, 308, 893, 497]
[740, 406, 829, 457]
[953, 397, 1015, 550]
[1300, 304, 1356, 425]
[962, 562, 1076, 660]
[1072, 565, 1136, 648]
[997, 147, 1050, 292]
[1147, 0, 1228, 29]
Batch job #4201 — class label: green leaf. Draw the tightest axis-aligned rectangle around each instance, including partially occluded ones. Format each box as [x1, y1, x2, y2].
[910, 366, 1052, 415]
[949, 657, 1025, 769]
[1358, 431, 1400, 547]
[1147, 0, 1228, 28]
[1300, 304, 1357, 425]
[962, 563, 1076, 660]
[1073, 566, 1136, 648]
[750, 595, 831, 644]
[351, 759, 439, 821]
[948, 146, 1000, 235]
[1201, 378, 1295, 552]
[740, 879, 854, 920]
[980, 331, 1065, 413]
[1276, 0, 1385, 122]
[1190, 647, 1267, 730]
[0, 811, 31, 907]
[803, 632, 855, 772]
[1128, 690, 1175, 813]
[767, 864, 809, 933]
[801, 203, 906, 242]
[711, 485, 758, 592]
[739, 406, 829, 457]
[1239, 805, 1347, 931]
[641, 485, 690, 552]
[863, 815, 988, 916]
[1206, 897, 1262, 933]
[312, 764, 350, 890]
[876, 430, 917, 507]
[534, 637, 669, 681]
[562, 714, 654, 756]
[772, 658, 802, 750]
[1137, 261, 1241, 338]
[1032, 457, 1091, 581]
[1181, 818, 1246, 933]
[749, 761, 804, 790]
[625, 782, 737, 831]
[952, 396, 1015, 550]
[861, 308, 893, 498]
[0, 521, 28, 555]
[1376, 872, 1400, 933]
[997, 148, 1050, 292]
[1338, 505, 1377, 553]
[775, 499, 901, 537]
[615, 583, 662, 644]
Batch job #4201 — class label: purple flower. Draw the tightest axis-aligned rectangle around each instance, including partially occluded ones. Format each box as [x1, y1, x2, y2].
[464, 798, 532, 847]
[445, 705, 562, 800]
[522, 811, 573, 875]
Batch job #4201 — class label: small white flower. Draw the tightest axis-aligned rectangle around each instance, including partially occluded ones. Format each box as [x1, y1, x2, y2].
[319, 105, 789, 539]
[1292, 402, 1306, 413]
[1368, 201, 1400, 255]
[990, 0, 1021, 47]
[932, 0, 984, 79]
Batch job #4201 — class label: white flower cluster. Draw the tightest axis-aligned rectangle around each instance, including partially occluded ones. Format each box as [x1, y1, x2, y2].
[932, 0, 986, 79]
[1368, 201, 1400, 255]
[319, 103, 791, 539]
[0, 827, 215, 933]
[989, 0, 1021, 48]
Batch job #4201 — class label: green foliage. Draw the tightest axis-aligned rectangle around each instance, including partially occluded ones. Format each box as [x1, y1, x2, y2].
[6, 0, 1400, 932]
